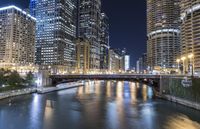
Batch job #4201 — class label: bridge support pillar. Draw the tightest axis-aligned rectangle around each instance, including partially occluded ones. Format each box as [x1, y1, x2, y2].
[36, 70, 52, 87]
[159, 76, 163, 95]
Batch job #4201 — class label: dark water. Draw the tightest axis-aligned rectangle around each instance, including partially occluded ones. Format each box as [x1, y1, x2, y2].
[0, 81, 200, 129]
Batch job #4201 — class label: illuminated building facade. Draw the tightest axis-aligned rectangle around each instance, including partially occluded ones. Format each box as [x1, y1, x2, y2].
[30, 0, 77, 72]
[136, 53, 147, 73]
[100, 12, 110, 70]
[124, 55, 130, 71]
[78, 0, 101, 70]
[108, 49, 124, 73]
[0, 6, 36, 72]
[76, 38, 90, 74]
[147, 0, 181, 70]
[180, 0, 200, 74]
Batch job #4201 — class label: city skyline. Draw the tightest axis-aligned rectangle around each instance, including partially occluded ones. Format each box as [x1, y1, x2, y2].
[0, 0, 147, 67]
[0, 1, 200, 129]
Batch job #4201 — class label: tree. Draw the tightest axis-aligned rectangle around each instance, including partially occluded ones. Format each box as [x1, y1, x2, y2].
[7, 71, 23, 87]
[0, 69, 5, 87]
[25, 71, 35, 86]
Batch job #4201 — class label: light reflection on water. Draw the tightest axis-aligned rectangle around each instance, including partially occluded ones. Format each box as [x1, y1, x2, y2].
[0, 80, 200, 129]
[165, 115, 200, 129]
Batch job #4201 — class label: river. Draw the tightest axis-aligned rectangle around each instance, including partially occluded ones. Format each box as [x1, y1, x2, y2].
[0, 81, 200, 129]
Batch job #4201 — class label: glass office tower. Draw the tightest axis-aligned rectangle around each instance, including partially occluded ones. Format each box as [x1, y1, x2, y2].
[78, 0, 101, 70]
[100, 12, 110, 70]
[30, 0, 77, 72]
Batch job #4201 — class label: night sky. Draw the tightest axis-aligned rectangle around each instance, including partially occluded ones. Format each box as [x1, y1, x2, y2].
[0, 0, 147, 67]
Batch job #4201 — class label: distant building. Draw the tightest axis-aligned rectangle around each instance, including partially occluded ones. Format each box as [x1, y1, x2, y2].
[136, 58, 143, 73]
[124, 55, 130, 71]
[141, 53, 147, 72]
[30, 0, 77, 73]
[109, 49, 123, 73]
[180, 1, 200, 74]
[0, 6, 36, 72]
[147, 0, 181, 70]
[136, 60, 140, 74]
[78, 0, 102, 70]
[76, 38, 90, 74]
[136, 53, 147, 73]
[100, 13, 110, 70]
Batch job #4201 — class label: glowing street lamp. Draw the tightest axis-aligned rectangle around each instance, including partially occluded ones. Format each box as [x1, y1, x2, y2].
[176, 59, 181, 74]
[181, 56, 186, 61]
[188, 54, 194, 59]
[176, 59, 180, 63]
[188, 54, 194, 77]
[181, 56, 186, 74]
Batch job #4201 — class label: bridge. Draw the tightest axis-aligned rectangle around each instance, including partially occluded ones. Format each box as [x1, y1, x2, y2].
[49, 74, 188, 86]
[49, 74, 186, 80]
[37, 72, 194, 94]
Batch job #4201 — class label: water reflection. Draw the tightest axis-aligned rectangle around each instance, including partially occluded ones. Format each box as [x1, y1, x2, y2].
[75, 80, 200, 129]
[0, 80, 200, 129]
[129, 82, 137, 103]
[165, 115, 200, 129]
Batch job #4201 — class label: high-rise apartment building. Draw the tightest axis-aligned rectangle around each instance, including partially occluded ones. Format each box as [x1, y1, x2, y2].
[30, 0, 77, 72]
[78, 0, 101, 70]
[100, 12, 110, 70]
[147, 0, 181, 70]
[0, 6, 36, 68]
[76, 38, 90, 74]
[180, 0, 200, 74]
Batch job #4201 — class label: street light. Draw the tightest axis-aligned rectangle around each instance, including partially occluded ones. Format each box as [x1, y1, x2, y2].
[176, 59, 180, 74]
[188, 54, 194, 77]
[188, 54, 194, 59]
[181, 56, 186, 74]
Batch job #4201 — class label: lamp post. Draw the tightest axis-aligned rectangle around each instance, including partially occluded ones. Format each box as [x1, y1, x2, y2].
[188, 54, 194, 77]
[176, 59, 180, 74]
[181, 56, 186, 75]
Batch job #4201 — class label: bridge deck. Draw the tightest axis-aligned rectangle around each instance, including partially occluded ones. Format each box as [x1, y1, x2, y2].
[50, 74, 188, 80]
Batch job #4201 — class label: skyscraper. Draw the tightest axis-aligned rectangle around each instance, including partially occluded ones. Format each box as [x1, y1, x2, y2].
[30, 0, 77, 72]
[76, 38, 90, 74]
[0, 6, 36, 69]
[180, 0, 200, 74]
[147, 0, 181, 71]
[124, 55, 130, 71]
[136, 53, 147, 73]
[100, 12, 110, 70]
[78, 0, 101, 70]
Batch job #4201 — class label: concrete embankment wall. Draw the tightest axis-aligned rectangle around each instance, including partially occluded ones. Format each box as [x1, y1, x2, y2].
[0, 88, 37, 100]
[0, 82, 84, 100]
[159, 77, 200, 110]
[37, 82, 84, 94]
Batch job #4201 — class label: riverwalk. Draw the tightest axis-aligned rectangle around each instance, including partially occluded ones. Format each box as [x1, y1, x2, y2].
[37, 82, 84, 94]
[0, 82, 84, 100]
[0, 88, 37, 100]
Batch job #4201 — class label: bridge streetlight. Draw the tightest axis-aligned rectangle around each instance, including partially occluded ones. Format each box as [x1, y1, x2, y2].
[181, 56, 186, 75]
[188, 54, 194, 77]
[176, 59, 181, 74]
